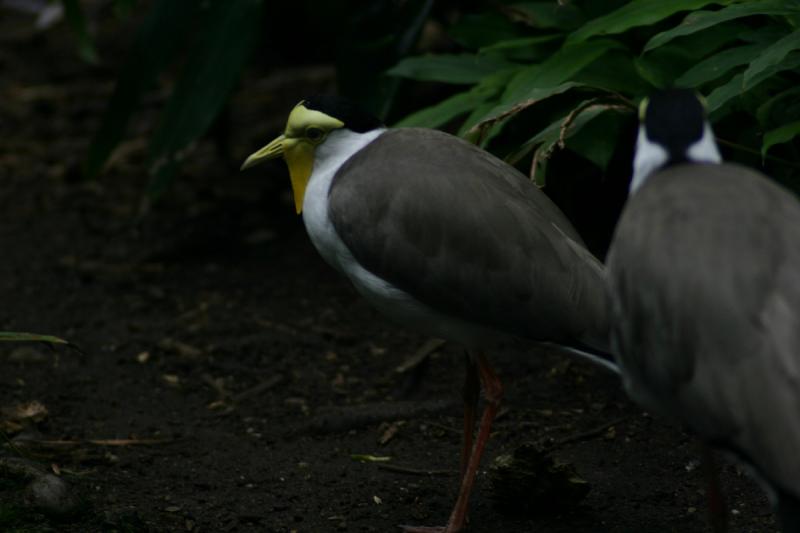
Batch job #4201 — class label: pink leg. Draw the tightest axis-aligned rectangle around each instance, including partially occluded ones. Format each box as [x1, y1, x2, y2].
[402, 351, 503, 533]
[461, 354, 479, 478]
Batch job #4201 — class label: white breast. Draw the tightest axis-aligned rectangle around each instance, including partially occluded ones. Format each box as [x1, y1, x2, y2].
[301, 128, 501, 348]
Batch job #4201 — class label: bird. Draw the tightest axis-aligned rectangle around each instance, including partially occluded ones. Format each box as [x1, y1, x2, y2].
[242, 94, 615, 532]
[606, 89, 800, 532]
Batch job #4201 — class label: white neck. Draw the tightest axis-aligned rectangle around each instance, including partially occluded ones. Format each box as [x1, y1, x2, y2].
[301, 127, 386, 271]
[629, 123, 721, 194]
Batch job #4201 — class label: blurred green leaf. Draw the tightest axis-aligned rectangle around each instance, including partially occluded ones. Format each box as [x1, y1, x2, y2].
[743, 28, 800, 89]
[61, 0, 98, 63]
[394, 69, 516, 128]
[470, 82, 583, 135]
[706, 51, 800, 114]
[567, 0, 724, 44]
[756, 86, 800, 127]
[478, 35, 559, 62]
[502, 2, 585, 30]
[503, 40, 620, 103]
[517, 101, 629, 162]
[84, 0, 201, 180]
[762, 120, 800, 157]
[644, 0, 799, 52]
[568, 109, 627, 170]
[388, 54, 516, 84]
[0, 332, 68, 344]
[676, 43, 766, 87]
[573, 50, 651, 94]
[393, 90, 491, 128]
[448, 11, 527, 49]
[146, 0, 264, 200]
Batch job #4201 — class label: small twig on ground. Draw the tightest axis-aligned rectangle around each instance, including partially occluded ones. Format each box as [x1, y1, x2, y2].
[554, 416, 628, 447]
[233, 374, 284, 403]
[298, 399, 459, 435]
[377, 463, 454, 477]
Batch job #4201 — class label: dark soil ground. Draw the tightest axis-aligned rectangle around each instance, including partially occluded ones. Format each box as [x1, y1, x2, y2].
[0, 7, 778, 533]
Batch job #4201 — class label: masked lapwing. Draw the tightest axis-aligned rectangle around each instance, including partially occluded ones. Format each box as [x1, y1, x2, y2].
[242, 95, 615, 532]
[607, 89, 800, 532]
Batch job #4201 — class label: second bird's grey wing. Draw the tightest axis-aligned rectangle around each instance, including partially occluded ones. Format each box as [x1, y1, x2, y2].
[328, 128, 608, 349]
[608, 163, 800, 498]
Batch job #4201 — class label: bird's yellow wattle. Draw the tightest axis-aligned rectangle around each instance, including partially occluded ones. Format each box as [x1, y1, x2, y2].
[283, 140, 314, 214]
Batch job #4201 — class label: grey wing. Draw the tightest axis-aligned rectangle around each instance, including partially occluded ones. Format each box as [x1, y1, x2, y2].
[608, 163, 800, 497]
[328, 128, 608, 348]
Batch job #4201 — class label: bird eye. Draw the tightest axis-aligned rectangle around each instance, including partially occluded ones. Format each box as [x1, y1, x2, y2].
[306, 126, 325, 142]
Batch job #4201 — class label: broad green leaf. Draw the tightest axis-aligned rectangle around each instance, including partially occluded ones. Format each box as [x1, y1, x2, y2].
[743, 28, 800, 89]
[61, 0, 98, 63]
[448, 12, 527, 49]
[503, 2, 585, 30]
[478, 35, 560, 62]
[756, 86, 800, 127]
[706, 72, 744, 113]
[568, 109, 627, 170]
[644, 0, 800, 52]
[84, 0, 201, 179]
[394, 90, 492, 128]
[388, 54, 516, 84]
[146, 0, 264, 200]
[394, 69, 517, 128]
[0, 332, 68, 344]
[503, 40, 620, 104]
[508, 100, 622, 163]
[676, 43, 766, 87]
[634, 45, 696, 89]
[567, 0, 723, 44]
[572, 50, 651, 94]
[762, 120, 800, 157]
[468, 82, 583, 135]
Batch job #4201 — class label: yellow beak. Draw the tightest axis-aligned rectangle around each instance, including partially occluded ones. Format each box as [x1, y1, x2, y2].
[241, 135, 314, 215]
[241, 134, 286, 170]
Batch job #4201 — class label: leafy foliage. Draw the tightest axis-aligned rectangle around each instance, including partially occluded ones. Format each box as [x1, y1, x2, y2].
[389, 0, 800, 188]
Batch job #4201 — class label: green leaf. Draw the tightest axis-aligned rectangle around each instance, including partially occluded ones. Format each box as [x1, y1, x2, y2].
[676, 43, 766, 87]
[743, 28, 800, 90]
[644, 0, 800, 52]
[61, 0, 98, 63]
[503, 40, 620, 104]
[756, 86, 800, 127]
[516, 101, 629, 164]
[478, 35, 560, 62]
[393, 90, 491, 128]
[762, 120, 800, 157]
[568, 109, 627, 170]
[84, 0, 201, 179]
[468, 82, 583, 135]
[388, 54, 516, 84]
[448, 12, 527, 49]
[707, 51, 800, 114]
[394, 69, 516, 128]
[502, 2, 585, 30]
[572, 50, 651, 94]
[567, 0, 724, 44]
[145, 0, 264, 200]
[0, 332, 68, 344]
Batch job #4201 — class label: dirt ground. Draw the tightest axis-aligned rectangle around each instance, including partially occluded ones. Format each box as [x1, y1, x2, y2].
[0, 8, 778, 533]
